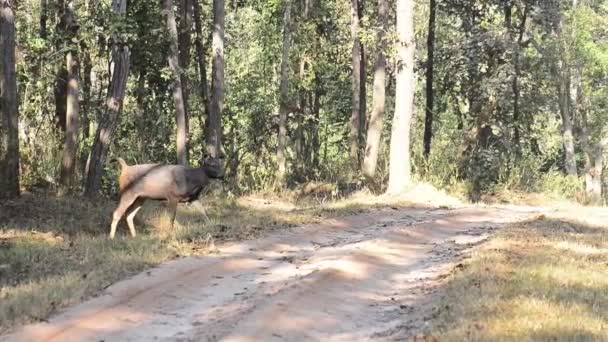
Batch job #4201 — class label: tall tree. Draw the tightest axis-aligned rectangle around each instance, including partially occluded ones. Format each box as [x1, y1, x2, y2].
[422, 0, 435, 158]
[362, 0, 388, 179]
[165, 0, 189, 165]
[206, 0, 224, 163]
[59, 47, 80, 191]
[387, 0, 415, 194]
[178, 0, 193, 163]
[58, 0, 80, 192]
[276, 0, 291, 186]
[0, 0, 19, 198]
[555, 1, 577, 176]
[349, 0, 365, 168]
[193, 0, 209, 121]
[84, 0, 130, 197]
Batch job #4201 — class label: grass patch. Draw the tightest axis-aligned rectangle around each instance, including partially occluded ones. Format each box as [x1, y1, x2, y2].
[429, 213, 608, 340]
[0, 184, 459, 333]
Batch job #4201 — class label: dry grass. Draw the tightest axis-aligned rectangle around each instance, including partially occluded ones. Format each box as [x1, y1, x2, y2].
[428, 211, 608, 341]
[0, 183, 460, 333]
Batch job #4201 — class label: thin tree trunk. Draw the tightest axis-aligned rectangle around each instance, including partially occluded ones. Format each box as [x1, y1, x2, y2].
[81, 48, 92, 139]
[276, 0, 291, 186]
[0, 0, 20, 198]
[59, 51, 80, 191]
[512, 3, 528, 150]
[207, 0, 224, 161]
[135, 70, 146, 158]
[312, 76, 321, 170]
[165, 0, 189, 165]
[362, 0, 388, 179]
[349, 0, 363, 168]
[387, 0, 415, 194]
[178, 0, 193, 161]
[358, 0, 366, 149]
[422, 0, 435, 159]
[580, 110, 603, 203]
[193, 0, 210, 122]
[84, 0, 130, 197]
[40, 0, 48, 39]
[556, 4, 577, 176]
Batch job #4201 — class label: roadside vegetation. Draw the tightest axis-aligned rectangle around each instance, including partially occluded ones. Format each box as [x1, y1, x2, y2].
[428, 209, 608, 340]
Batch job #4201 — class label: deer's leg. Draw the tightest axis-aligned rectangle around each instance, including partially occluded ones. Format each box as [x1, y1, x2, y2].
[168, 199, 178, 230]
[110, 194, 138, 239]
[125, 198, 144, 237]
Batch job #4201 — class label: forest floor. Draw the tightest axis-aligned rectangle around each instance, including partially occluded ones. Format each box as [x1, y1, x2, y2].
[1, 185, 607, 340]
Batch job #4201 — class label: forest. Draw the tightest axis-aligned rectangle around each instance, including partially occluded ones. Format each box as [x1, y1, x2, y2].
[1, 0, 608, 338]
[0, 0, 605, 203]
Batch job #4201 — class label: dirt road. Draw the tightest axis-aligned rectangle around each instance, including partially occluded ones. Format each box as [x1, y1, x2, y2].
[2, 206, 538, 341]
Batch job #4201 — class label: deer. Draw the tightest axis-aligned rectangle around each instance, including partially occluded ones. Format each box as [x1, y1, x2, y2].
[109, 158, 223, 239]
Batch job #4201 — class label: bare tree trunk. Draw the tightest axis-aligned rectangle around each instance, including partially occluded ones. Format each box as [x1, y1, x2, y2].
[81, 48, 92, 139]
[558, 63, 577, 176]
[135, 70, 146, 158]
[40, 0, 48, 39]
[358, 0, 366, 150]
[59, 51, 80, 192]
[556, 6, 577, 177]
[164, 0, 189, 165]
[193, 0, 209, 123]
[0, 0, 20, 198]
[362, 0, 387, 179]
[84, 0, 130, 197]
[207, 0, 224, 162]
[276, 0, 291, 186]
[349, 0, 363, 168]
[422, 0, 435, 159]
[387, 0, 415, 194]
[580, 110, 603, 203]
[512, 3, 528, 150]
[178, 0, 193, 161]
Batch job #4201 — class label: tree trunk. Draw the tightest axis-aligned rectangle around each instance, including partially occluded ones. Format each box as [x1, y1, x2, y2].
[135, 70, 146, 158]
[276, 0, 291, 186]
[40, 0, 48, 39]
[165, 0, 189, 165]
[59, 51, 80, 192]
[558, 62, 577, 176]
[349, 0, 363, 168]
[0, 0, 20, 198]
[387, 0, 415, 194]
[84, 0, 130, 197]
[193, 0, 210, 123]
[512, 3, 528, 150]
[207, 0, 224, 162]
[556, 5, 577, 176]
[362, 0, 388, 179]
[358, 0, 366, 151]
[178, 0, 193, 161]
[422, 0, 435, 159]
[81, 48, 92, 140]
[580, 110, 603, 204]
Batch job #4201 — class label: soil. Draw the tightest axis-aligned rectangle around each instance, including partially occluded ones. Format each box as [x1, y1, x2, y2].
[2, 205, 540, 342]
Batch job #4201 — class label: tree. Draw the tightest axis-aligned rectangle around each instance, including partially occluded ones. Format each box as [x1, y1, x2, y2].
[84, 0, 130, 197]
[276, 0, 291, 186]
[193, 0, 209, 121]
[387, 0, 415, 194]
[178, 0, 193, 163]
[206, 0, 223, 163]
[59, 48, 80, 191]
[422, 0, 435, 159]
[58, 0, 80, 192]
[362, 0, 388, 179]
[0, 0, 19, 198]
[349, 0, 365, 168]
[164, 0, 189, 165]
